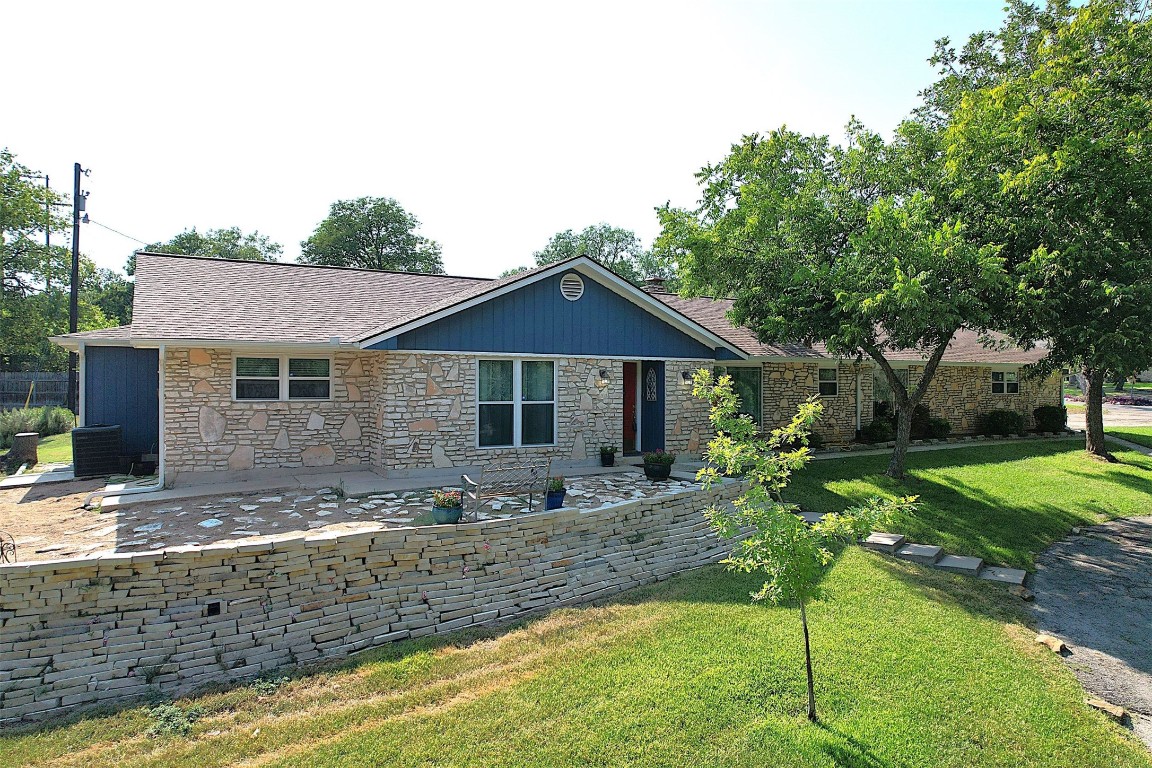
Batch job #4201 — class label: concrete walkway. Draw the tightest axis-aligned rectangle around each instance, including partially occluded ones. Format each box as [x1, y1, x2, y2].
[1067, 402, 1152, 431]
[1031, 516, 1152, 750]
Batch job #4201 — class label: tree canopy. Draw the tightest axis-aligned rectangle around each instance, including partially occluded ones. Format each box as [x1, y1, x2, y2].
[658, 121, 1009, 477]
[299, 197, 443, 273]
[526, 223, 678, 288]
[128, 226, 282, 275]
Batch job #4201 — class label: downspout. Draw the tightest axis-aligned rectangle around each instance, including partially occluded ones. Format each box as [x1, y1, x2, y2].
[855, 368, 862, 433]
[84, 344, 166, 507]
[77, 341, 86, 427]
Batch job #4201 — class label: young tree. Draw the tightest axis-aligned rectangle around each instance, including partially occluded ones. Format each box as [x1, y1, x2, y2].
[943, 0, 1152, 460]
[695, 371, 914, 721]
[659, 122, 1009, 478]
[300, 197, 443, 273]
[128, 226, 282, 274]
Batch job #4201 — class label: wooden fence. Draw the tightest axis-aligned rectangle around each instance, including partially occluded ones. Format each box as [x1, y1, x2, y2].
[0, 372, 68, 410]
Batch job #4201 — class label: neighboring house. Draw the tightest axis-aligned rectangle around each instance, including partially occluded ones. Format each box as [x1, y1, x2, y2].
[54, 253, 1061, 486]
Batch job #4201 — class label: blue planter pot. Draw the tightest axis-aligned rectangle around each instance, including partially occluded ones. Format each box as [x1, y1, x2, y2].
[545, 489, 566, 510]
[431, 505, 463, 524]
[643, 462, 672, 481]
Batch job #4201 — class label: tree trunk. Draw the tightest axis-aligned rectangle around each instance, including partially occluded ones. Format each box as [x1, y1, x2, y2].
[885, 403, 913, 480]
[800, 596, 817, 722]
[1084, 368, 1115, 461]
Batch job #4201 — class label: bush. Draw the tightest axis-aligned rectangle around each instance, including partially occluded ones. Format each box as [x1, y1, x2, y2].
[146, 702, 204, 737]
[0, 406, 74, 449]
[981, 409, 1026, 437]
[642, 449, 676, 465]
[1033, 405, 1067, 433]
[909, 403, 932, 440]
[926, 417, 952, 439]
[859, 419, 895, 444]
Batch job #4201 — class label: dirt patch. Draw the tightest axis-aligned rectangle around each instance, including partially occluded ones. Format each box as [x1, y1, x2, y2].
[0, 473, 698, 563]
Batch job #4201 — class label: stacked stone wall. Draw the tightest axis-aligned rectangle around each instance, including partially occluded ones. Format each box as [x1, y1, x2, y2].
[664, 360, 714, 457]
[760, 361, 864, 444]
[164, 348, 378, 484]
[911, 365, 1063, 433]
[0, 479, 743, 722]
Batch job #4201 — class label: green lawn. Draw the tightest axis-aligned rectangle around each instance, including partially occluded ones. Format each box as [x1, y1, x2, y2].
[3, 441, 1151, 767]
[1107, 426, 1152, 450]
[787, 440, 1152, 569]
[35, 432, 73, 465]
[2, 552, 1148, 768]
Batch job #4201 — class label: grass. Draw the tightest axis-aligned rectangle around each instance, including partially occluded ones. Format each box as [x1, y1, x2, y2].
[1106, 426, 1152, 450]
[2, 552, 1149, 768]
[787, 440, 1152, 569]
[35, 432, 72, 465]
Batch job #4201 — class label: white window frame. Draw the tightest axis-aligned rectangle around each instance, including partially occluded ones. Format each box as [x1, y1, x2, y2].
[233, 355, 332, 402]
[476, 359, 558, 449]
[991, 370, 1019, 395]
[714, 364, 763, 426]
[818, 367, 839, 397]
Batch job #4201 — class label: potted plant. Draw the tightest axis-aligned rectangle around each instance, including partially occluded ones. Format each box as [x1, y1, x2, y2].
[545, 476, 567, 510]
[431, 489, 464, 524]
[642, 449, 676, 481]
[599, 445, 617, 467]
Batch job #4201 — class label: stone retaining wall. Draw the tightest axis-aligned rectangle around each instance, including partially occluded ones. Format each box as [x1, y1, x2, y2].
[0, 479, 742, 722]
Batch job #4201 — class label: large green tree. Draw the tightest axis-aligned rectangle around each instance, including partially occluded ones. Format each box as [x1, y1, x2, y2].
[659, 122, 1009, 478]
[127, 226, 282, 275]
[299, 197, 443, 273]
[530, 223, 677, 287]
[942, 0, 1152, 459]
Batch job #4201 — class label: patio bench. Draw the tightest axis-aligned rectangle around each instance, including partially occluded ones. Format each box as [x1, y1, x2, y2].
[461, 459, 551, 521]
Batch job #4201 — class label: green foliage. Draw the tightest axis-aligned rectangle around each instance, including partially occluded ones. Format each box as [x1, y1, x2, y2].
[546, 476, 566, 492]
[431, 489, 462, 508]
[128, 226, 282, 275]
[0, 406, 74, 449]
[249, 675, 291, 696]
[926, 417, 952, 440]
[1033, 405, 1067, 433]
[641, 449, 675, 465]
[980, 409, 1026, 437]
[859, 419, 895, 444]
[599, 445, 617, 454]
[533, 223, 677, 288]
[300, 197, 443, 273]
[146, 702, 204, 737]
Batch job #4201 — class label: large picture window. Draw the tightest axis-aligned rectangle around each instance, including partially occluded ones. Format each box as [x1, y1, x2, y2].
[234, 356, 331, 401]
[991, 370, 1019, 395]
[714, 365, 762, 427]
[478, 359, 556, 447]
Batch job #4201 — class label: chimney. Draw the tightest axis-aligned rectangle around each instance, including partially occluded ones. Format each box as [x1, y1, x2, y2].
[643, 276, 667, 294]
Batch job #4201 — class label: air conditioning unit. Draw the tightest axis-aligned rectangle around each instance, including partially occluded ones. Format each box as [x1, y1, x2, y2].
[71, 425, 122, 478]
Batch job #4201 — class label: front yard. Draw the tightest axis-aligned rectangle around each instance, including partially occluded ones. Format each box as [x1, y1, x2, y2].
[2, 441, 1150, 766]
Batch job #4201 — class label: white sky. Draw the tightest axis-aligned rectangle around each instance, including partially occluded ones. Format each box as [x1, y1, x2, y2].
[7, 1, 1008, 279]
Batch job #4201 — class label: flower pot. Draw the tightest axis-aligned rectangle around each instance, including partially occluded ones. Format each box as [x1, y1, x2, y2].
[431, 505, 463, 524]
[643, 462, 672, 481]
[545, 489, 566, 510]
[600, 453, 615, 467]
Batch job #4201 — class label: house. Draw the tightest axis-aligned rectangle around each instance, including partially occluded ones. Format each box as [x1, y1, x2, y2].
[53, 253, 1061, 486]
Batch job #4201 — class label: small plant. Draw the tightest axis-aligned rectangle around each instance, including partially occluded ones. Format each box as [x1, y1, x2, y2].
[432, 489, 462, 508]
[599, 445, 617, 454]
[642, 449, 676, 465]
[147, 702, 204, 737]
[1033, 405, 1067, 433]
[981, 409, 1026, 437]
[859, 419, 895, 444]
[546, 476, 566, 492]
[926, 417, 952, 439]
[250, 675, 291, 696]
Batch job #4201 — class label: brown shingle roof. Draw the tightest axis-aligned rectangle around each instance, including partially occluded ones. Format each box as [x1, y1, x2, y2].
[129, 253, 487, 344]
[60, 325, 135, 341]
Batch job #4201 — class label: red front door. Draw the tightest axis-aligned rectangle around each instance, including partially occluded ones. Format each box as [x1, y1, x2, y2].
[622, 362, 637, 452]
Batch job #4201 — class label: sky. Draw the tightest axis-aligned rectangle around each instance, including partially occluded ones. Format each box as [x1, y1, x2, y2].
[7, 1, 1011, 279]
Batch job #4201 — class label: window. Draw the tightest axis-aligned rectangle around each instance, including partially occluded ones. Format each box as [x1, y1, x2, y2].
[234, 356, 331, 401]
[818, 367, 839, 397]
[991, 370, 1019, 395]
[714, 365, 762, 426]
[478, 359, 556, 447]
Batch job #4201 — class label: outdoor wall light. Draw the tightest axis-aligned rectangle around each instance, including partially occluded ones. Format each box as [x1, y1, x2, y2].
[596, 369, 611, 388]
[681, 370, 693, 381]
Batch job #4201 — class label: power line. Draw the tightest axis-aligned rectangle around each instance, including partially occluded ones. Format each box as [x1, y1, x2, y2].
[86, 218, 151, 246]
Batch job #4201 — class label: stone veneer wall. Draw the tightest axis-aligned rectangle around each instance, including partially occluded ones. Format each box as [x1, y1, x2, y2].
[911, 365, 1063, 433]
[761, 361, 865, 444]
[664, 360, 715, 456]
[375, 354, 624, 471]
[0, 479, 743, 722]
[164, 348, 379, 484]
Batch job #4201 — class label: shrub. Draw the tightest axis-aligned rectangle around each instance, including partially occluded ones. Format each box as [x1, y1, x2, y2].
[1033, 405, 1067, 433]
[807, 431, 825, 452]
[599, 445, 617, 454]
[981, 409, 1026, 436]
[546, 476, 566, 492]
[146, 703, 204, 737]
[642, 449, 676, 465]
[908, 403, 932, 440]
[926, 417, 952, 439]
[859, 419, 895, 443]
[0, 406, 74, 449]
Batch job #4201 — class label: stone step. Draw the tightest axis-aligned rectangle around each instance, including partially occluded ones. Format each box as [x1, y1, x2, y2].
[863, 531, 906, 554]
[895, 543, 943, 565]
[978, 566, 1028, 586]
[934, 554, 984, 576]
[796, 510, 825, 525]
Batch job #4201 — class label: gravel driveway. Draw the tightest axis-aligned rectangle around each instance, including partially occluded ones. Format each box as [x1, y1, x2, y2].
[1031, 516, 1152, 750]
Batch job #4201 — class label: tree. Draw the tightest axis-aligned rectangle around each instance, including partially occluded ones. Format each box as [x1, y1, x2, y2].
[942, 0, 1152, 460]
[694, 370, 914, 721]
[534, 223, 660, 285]
[498, 265, 530, 279]
[299, 197, 443, 273]
[659, 121, 1009, 478]
[83, 267, 133, 326]
[127, 226, 282, 275]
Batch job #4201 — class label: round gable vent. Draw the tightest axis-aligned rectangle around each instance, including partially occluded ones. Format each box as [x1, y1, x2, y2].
[560, 273, 585, 301]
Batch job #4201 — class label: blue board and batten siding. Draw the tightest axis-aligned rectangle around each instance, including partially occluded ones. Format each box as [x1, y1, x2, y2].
[84, 347, 160, 456]
[369, 273, 737, 360]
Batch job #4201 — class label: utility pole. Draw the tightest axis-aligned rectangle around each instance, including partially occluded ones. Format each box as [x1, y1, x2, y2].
[68, 162, 89, 415]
